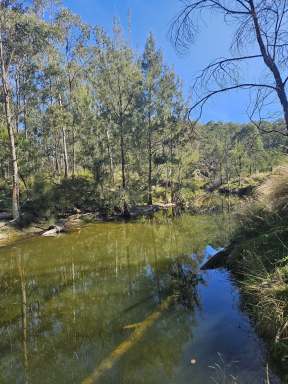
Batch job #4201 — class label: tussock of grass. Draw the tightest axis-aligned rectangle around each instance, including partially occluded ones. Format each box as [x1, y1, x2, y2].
[242, 264, 288, 340]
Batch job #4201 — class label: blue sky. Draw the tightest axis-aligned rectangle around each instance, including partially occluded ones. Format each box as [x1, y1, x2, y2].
[62, 0, 265, 123]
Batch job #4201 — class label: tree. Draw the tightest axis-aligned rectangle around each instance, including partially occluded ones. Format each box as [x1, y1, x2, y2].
[141, 33, 163, 205]
[90, 27, 142, 215]
[172, 0, 288, 133]
[54, 9, 90, 176]
[158, 68, 185, 202]
[0, 1, 51, 219]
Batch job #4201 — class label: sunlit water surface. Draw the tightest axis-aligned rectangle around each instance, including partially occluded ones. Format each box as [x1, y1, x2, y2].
[0, 213, 281, 383]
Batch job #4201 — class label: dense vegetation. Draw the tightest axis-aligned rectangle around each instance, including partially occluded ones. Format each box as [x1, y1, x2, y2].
[0, 1, 287, 223]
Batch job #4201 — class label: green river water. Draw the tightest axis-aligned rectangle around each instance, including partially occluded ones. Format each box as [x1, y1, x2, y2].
[0, 213, 282, 383]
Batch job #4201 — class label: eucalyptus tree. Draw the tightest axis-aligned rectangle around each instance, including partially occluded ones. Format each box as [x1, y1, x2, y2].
[0, 1, 52, 219]
[54, 9, 91, 176]
[157, 68, 186, 202]
[141, 33, 163, 205]
[172, 0, 288, 134]
[90, 29, 142, 214]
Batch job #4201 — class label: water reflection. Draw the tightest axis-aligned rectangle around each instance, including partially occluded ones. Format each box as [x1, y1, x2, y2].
[0, 214, 280, 384]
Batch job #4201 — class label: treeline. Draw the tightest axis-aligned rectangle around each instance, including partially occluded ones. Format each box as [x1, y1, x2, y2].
[0, 1, 190, 219]
[0, 1, 286, 221]
[196, 121, 287, 190]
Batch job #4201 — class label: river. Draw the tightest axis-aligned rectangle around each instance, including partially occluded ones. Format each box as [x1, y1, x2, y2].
[0, 213, 281, 383]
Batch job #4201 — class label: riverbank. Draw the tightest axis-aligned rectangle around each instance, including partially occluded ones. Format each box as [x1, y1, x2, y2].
[209, 166, 288, 380]
[0, 204, 165, 248]
[227, 232, 288, 380]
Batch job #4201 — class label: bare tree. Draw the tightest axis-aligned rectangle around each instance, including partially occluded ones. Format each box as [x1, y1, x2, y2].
[171, 0, 288, 133]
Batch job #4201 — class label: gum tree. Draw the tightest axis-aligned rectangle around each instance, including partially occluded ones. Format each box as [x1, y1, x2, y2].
[0, 1, 51, 219]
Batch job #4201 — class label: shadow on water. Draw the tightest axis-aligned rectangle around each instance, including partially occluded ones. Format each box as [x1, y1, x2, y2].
[0, 212, 282, 384]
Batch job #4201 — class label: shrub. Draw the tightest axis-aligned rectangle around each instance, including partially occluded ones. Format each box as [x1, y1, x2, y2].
[21, 176, 102, 221]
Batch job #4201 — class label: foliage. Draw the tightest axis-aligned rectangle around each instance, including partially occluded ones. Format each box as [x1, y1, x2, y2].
[21, 176, 101, 220]
[0, 0, 286, 220]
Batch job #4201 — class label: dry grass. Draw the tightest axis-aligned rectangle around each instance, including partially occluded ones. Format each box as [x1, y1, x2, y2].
[230, 166, 288, 378]
[233, 166, 288, 241]
[243, 265, 288, 343]
[257, 165, 288, 213]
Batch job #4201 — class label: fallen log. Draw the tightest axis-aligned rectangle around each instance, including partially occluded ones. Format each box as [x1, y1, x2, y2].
[0, 212, 12, 220]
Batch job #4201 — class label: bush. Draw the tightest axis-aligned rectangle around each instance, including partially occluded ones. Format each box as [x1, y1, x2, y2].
[21, 176, 102, 221]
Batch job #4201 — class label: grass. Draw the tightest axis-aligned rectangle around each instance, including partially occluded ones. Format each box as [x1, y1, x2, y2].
[228, 166, 288, 380]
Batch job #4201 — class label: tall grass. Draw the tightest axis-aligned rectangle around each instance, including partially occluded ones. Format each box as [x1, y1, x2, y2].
[229, 166, 288, 379]
[258, 165, 288, 214]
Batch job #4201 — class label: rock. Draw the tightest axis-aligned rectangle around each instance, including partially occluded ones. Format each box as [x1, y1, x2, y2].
[41, 225, 64, 237]
[73, 207, 81, 214]
[64, 214, 82, 230]
[201, 247, 232, 270]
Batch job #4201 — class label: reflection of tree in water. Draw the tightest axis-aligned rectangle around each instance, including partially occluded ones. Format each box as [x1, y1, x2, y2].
[169, 256, 202, 310]
[112, 256, 202, 384]
[80, 254, 202, 384]
[0, 254, 201, 384]
[0, 216, 215, 383]
[17, 251, 29, 384]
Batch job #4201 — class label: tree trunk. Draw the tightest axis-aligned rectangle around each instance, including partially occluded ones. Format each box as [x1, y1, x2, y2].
[72, 129, 76, 177]
[0, 36, 20, 220]
[169, 128, 174, 203]
[68, 75, 76, 177]
[147, 118, 153, 205]
[119, 118, 130, 217]
[58, 95, 69, 178]
[238, 155, 242, 186]
[106, 127, 115, 184]
[62, 126, 69, 178]
[23, 96, 28, 140]
[120, 131, 126, 189]
[250, 0, 288, 132]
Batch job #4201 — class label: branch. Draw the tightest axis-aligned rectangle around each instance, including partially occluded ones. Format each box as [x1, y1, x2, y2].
[201, 55, 262, 71]
[171, 0, 250, 49]
[202, 0, 250, 15]
[194, 54, 262, 85]
[188, 83, 276, 117]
